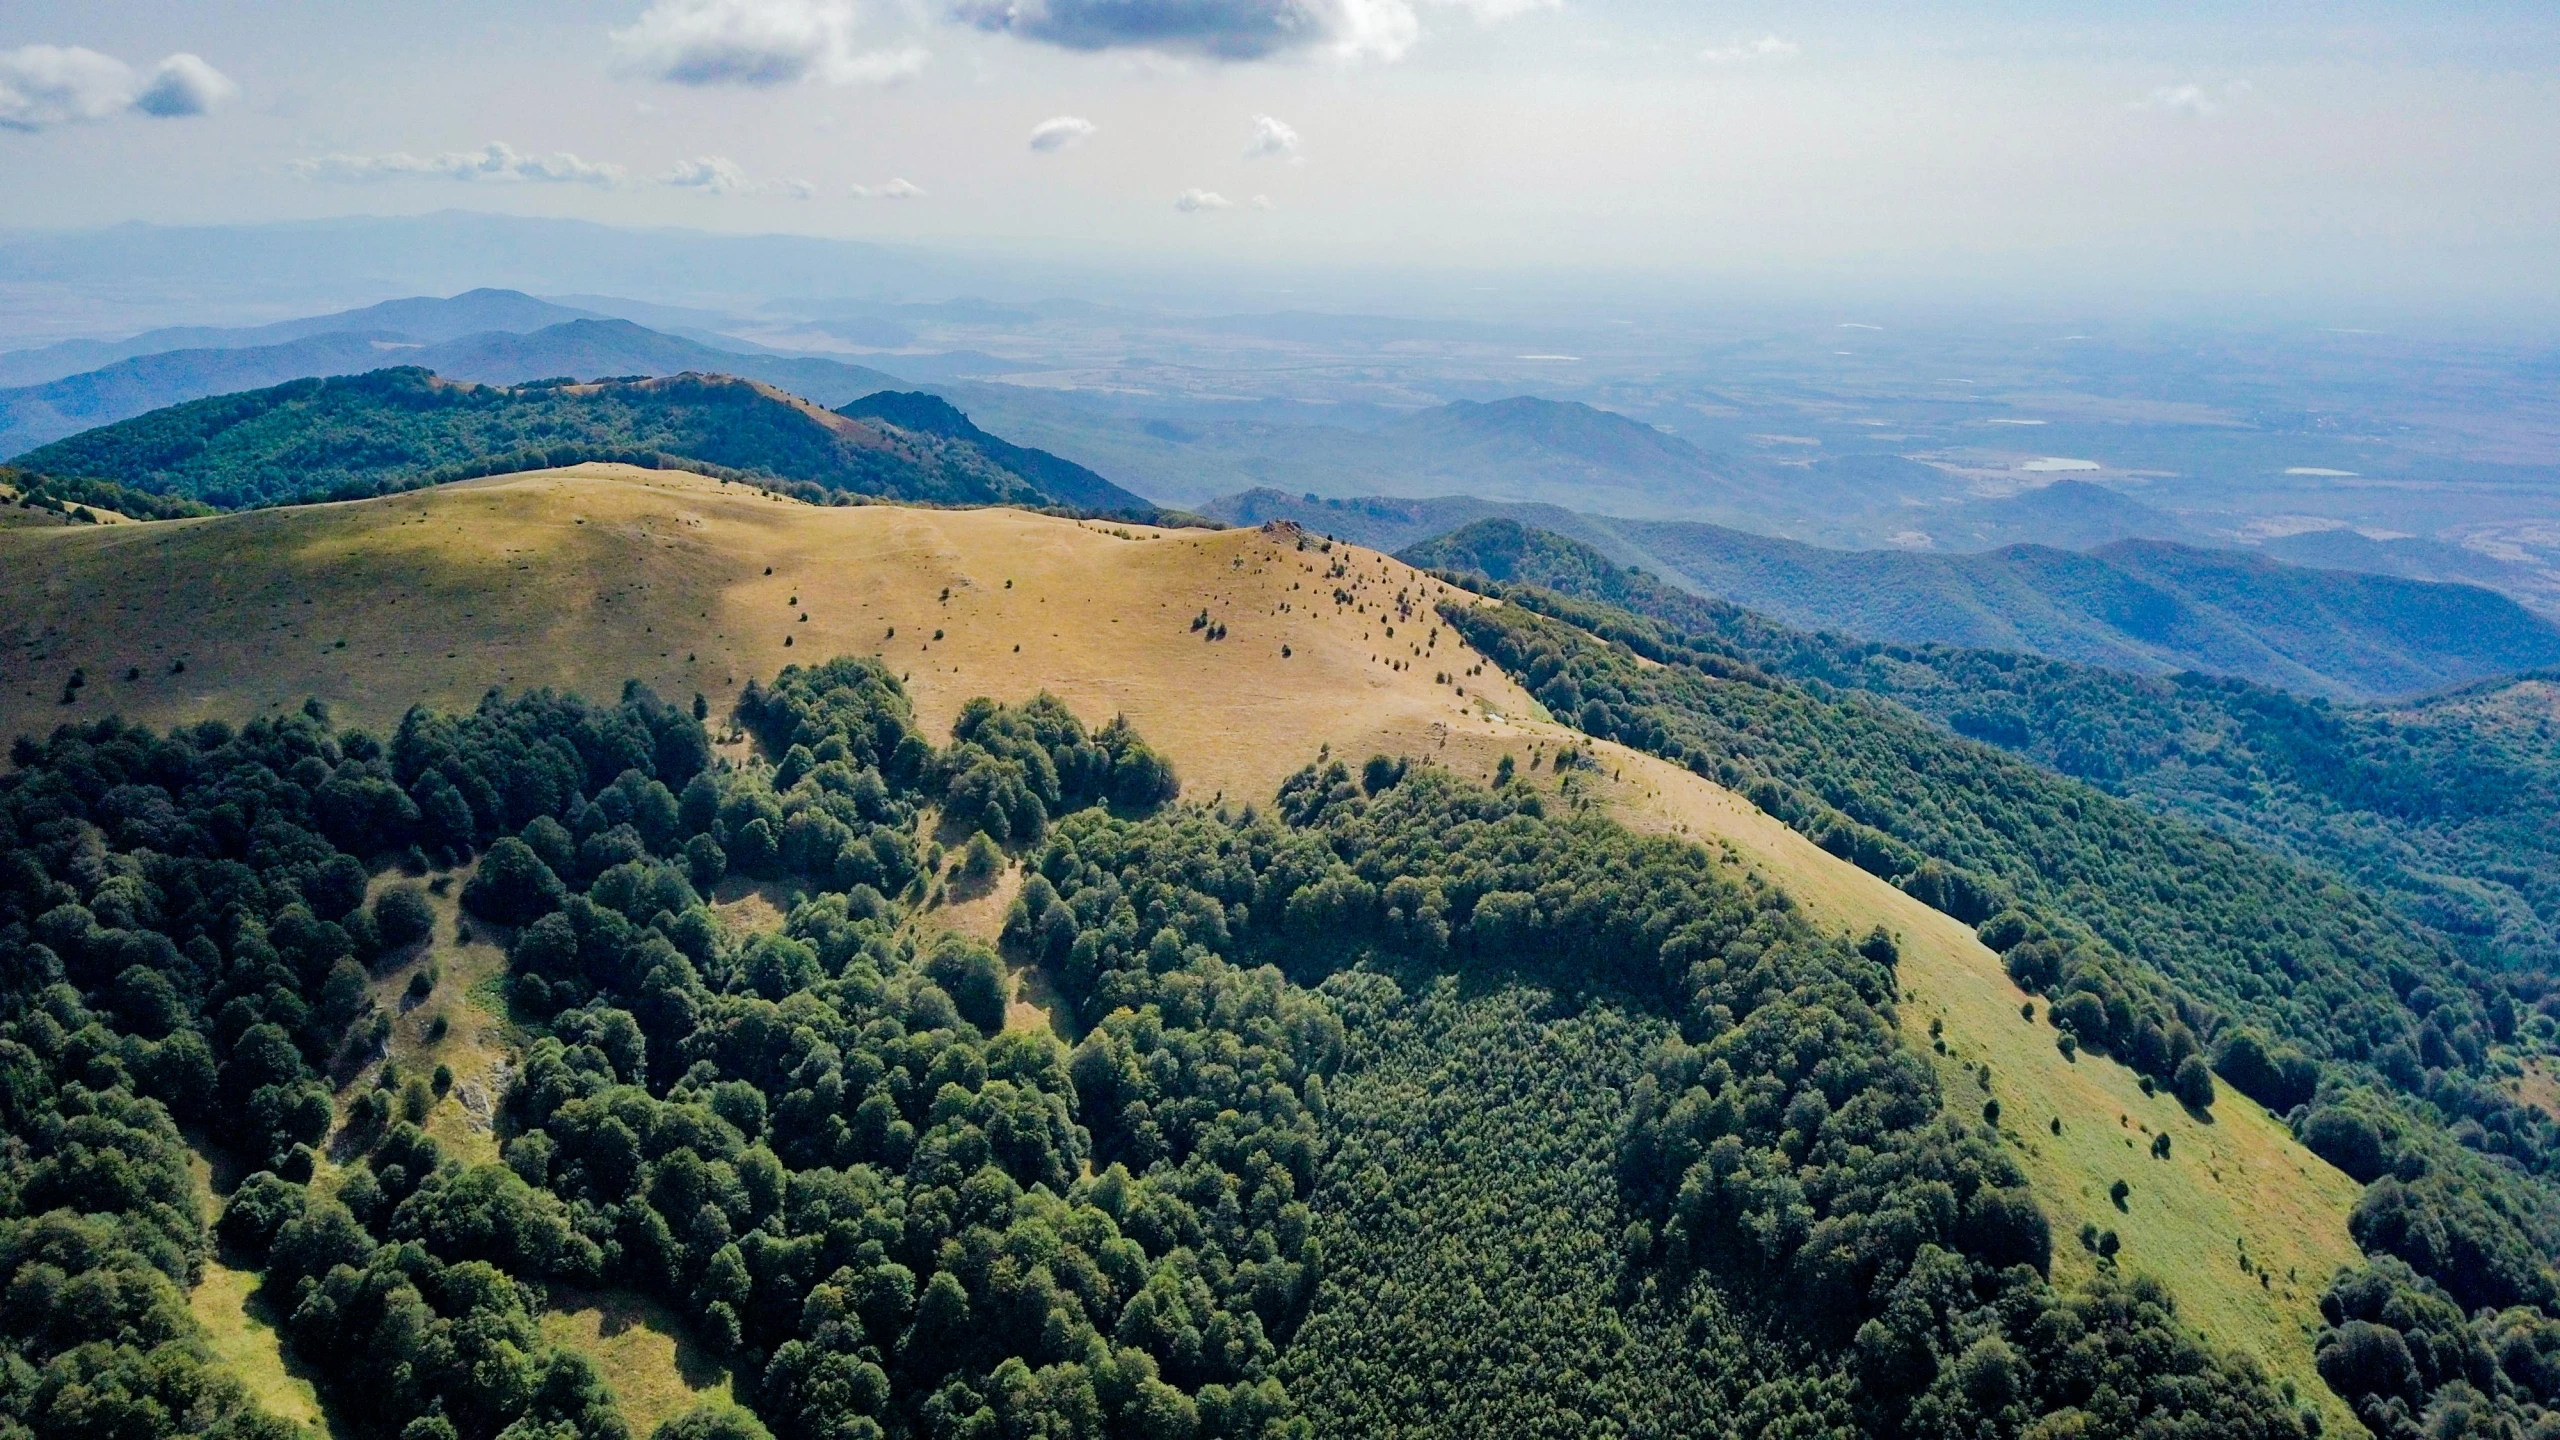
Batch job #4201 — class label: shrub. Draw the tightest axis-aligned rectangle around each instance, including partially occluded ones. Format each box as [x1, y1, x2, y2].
[461, 837, 567, 924]
[375, 885, 436, 949]
[924, 932, 1008, 1034]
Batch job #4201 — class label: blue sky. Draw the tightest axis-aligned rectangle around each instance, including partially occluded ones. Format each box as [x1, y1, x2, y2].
[5, 1, 2559, 314]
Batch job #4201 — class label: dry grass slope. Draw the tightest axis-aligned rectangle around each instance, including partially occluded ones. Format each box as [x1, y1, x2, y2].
[0, 463, 1539, 803]
[5, 469, 2361, 1430]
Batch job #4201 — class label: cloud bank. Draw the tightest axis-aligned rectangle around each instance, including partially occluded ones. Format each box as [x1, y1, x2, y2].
[1028, 115, 1096, 151]
[612, 0, 926, 86]
[293, 142, 626, 185]
[0, 45, 236, 131]
[954, 0, 1538, 62]
[1174, 188, 1234, 211]
[851, 178, 925, 198]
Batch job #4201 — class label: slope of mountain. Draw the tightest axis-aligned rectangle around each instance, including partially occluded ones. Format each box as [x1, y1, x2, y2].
[0, 317, 912, 457]
[0, 470, 2372, 1433]
[946, 391, 1769, 517]
[2265, 525, 2560, 615]
[833, 389, 1158, 515]
[1382, 396, 1738, 501]
[1426, 577, 2560, 1437]
[1616, 519, 2560, 699]
[8, 367, 1158, 515]
[1914, 479, 2218, 551]
[1405, 516, 2560, 969]
[1198, 486, 1631, 555]
[0, 287, 604, 389]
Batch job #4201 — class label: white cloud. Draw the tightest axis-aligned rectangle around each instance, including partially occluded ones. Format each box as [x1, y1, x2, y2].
[1027, 115, 1096, 152]
[663, 155, 756, 191]
[658, 155, 813, 195]
[611, 0, 926, 87]
[1251, 193, 1275, 210]
[1699, 34, 1798, 64]
[132, 54, 237, 117]
[0, 44, 236, 131]
[2135, 81, 2247, 118]
[1174, 188, 1235, 212]
[293, 142, 626, 185]
[954, 0, 1543, 63]
[852, 177, 925, 198]
[1245, 113, 1301, 162]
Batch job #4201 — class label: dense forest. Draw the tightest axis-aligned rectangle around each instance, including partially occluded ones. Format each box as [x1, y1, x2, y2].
[8, 369, 1159, 517]
[1, 465, 218, 522]
[1405, 519, 2560, 972]
[0, 653, 2350, 1439]
[1392, 535, 2560, 1435]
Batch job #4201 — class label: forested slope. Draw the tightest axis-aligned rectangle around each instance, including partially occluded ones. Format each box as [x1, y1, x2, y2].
[0, 656, 2326, 1439]
[13, 496, 2560, 1438]
[10, 368, 1158, 517]
[1407, 519, 2560, 970]
[1404, 535, 2560, 1435]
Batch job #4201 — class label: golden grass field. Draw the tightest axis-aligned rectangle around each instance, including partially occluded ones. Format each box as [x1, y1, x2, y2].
[5, 469, 2359, 1430]
[0, 463, 1539, 803]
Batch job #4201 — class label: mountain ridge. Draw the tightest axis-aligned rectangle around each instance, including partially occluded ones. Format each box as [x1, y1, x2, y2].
[0, 316, 912, 457]
[0, 286, 606, 388]
[8, 366, 1161, 517]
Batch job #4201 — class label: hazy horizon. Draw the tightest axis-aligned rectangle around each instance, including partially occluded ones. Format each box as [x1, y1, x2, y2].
[7, 1, 2560, 330]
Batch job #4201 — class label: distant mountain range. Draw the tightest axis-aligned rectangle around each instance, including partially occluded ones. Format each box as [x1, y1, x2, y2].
[11, 285, 2556, 638]
[1213, 485, 2560, 698]
[0, 287, 606, 388]
[1402, 517, 2560, 965]
[1609, 523, 2560, 698]
[0, 298, 913, 457]
[10, 367, 1159, 518]
[952, 389, 1773, 520]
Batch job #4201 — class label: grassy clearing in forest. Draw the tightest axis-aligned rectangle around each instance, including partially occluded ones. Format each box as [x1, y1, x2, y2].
[354, 868, 514, 1169]
[190, 1261, 332, 1435]
[539, 1288, 733, 1438]
[184, 1149, 335, 1435]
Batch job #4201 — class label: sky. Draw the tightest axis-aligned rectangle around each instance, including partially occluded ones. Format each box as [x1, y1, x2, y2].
[5, 1, 2560, 318]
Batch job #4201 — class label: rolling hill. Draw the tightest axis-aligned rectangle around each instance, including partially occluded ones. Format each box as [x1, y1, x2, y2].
[7, 367, 1159, 515]
[1910, 478, 2220, 551]
[0, 315, 911, 458]
[0, 467, 2377, 1433]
